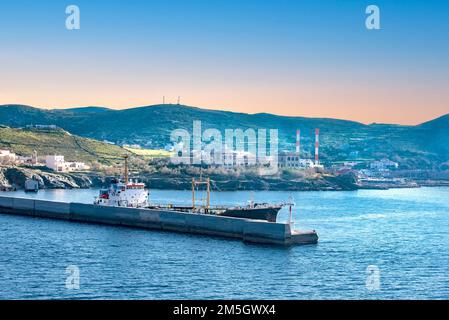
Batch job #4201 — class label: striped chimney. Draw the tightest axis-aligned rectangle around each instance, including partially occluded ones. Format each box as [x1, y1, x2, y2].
[296, 129, 300, 156]
[315, 128, 320, 164]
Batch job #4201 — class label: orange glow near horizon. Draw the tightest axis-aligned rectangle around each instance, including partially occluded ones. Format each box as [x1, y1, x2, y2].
[1, 80, 448, 125]
[1, 44, 447, 126]
[1, 1, 448, 126]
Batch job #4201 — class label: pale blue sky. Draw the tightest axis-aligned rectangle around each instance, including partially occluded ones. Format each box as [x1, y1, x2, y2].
[0, 0, 448, 124]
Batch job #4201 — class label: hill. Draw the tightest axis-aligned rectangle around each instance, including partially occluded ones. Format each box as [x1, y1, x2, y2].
[0, 126, 128, 165]
[64, 106, 111, 113]
[418, 114, 449, 157]
[0, 104, 448, 169]
[0, 104, 365, 148]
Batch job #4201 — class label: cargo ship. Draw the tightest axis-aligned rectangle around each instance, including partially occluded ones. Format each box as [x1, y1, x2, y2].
[94, 156, 285, 222]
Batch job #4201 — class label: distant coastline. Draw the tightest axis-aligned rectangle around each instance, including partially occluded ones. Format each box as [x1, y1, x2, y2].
[1, 105, 448, 194]
[2, 165, 448, 193]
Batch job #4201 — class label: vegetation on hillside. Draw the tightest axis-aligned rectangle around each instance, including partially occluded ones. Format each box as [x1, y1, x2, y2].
[0, 126, 129, 165]
[0, 104, 447, 170]
[124, 147, 172, 158]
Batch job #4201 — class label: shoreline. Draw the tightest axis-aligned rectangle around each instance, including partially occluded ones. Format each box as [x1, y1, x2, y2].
[2, 182, 449, 194]
[2, 165, 449, 193]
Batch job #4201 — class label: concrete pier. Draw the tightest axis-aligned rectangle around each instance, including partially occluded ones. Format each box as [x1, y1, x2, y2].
[0, 196, 318, 246]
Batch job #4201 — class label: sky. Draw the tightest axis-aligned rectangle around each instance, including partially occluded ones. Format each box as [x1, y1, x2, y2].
[0, 0, 448, 124]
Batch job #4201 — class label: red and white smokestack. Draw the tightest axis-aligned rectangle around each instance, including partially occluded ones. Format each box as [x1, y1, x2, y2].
[296, 129, 300, 156]
[315, 128, 320, 165]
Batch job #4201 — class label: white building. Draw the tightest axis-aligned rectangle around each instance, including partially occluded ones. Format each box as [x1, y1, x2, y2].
[370, 159, 399, 171]
[123, 144, 141, 149]
[16, 155, 34, 164]
[0, 149, 16, 164]
[26, 124, 58, 130]
[45, 155, 89, 172]
[164, 144, 175, 152]
[45, 155, 66, 172]
[67, 162, 89, 171]
[278, 152, 317, 169]
[221, 148, 256, 167]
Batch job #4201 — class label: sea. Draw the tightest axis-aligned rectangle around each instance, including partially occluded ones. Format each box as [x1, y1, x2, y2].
[0, 187, 448, 299]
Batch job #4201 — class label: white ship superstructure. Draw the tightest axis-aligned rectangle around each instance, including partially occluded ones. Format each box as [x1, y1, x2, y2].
[95, 178, 149, 208]
[94, 155, 149, 208]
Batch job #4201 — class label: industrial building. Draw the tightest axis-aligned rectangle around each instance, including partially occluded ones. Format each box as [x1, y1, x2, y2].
[278, 129, 324, 169]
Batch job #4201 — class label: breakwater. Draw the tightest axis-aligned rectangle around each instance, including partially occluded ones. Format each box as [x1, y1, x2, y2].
[0, 196, 318, 246]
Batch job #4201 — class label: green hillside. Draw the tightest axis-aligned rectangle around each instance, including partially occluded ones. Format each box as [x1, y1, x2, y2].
[0, 126, 129, 165]
[0, 104, 448, 169]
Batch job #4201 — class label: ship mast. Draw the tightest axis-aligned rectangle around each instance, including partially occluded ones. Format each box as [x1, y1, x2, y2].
[124, 155, 129, 184]
[192, 177, 210, 211]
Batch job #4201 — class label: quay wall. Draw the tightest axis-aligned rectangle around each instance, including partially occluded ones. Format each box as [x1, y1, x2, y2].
[0, 196, 317, 246]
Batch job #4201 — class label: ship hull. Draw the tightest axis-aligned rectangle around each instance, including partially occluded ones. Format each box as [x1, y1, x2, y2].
[219, 206, 282, 222]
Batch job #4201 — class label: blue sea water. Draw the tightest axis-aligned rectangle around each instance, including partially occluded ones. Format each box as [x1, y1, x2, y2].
[0, 187, 448, 299]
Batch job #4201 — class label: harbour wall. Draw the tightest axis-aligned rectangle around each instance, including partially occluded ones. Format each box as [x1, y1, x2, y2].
[0, 196, 318, 246]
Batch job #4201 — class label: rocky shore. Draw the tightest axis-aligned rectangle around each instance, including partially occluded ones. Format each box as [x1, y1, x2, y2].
[136, 172, 359, 191]
[1, 166, 447, 192]
[1, 166, 359, 191]
[0, 166, 103, 191]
